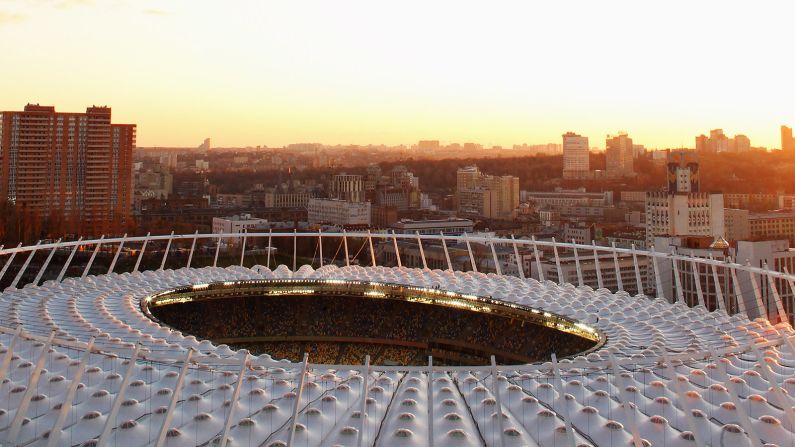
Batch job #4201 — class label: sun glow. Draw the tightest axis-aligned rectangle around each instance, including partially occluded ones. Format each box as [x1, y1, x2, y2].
[1, 0, 792, 148]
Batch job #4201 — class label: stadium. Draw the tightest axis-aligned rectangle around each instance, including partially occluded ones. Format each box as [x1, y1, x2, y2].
[0, 231, 794, 447]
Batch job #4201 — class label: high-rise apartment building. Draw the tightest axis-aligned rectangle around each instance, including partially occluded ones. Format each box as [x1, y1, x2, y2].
[710, 129, 729, 152]
[562, 132, 590, 179]
[732, 134, 751, 153]
[456, 165, 519, 219]
[695, 134, 709, 153]
[0, 104, 135, 236]
[645, 151, 724, 248]
[783, 125, 794, 152]
[605, 132, 634, 178]
[696, 129, 750, 153]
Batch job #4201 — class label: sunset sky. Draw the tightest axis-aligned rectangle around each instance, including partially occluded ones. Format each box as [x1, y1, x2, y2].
[1, 0, 793, 149]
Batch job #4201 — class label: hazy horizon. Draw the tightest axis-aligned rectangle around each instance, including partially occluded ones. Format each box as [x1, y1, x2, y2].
[2, 0, 793, 148]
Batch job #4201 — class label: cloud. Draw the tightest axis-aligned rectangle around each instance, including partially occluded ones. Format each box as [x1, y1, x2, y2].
[0, 11, 25, 24]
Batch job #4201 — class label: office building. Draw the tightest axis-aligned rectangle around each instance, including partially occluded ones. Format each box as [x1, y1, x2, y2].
[0, 104, 135, 235]
[748, 210, 795, 245]
[562, 132, 590, 179]
[522, 188, 613, 209]
[645, 151, 724, 248]
[262, 188, 314, 209]
[724, 208, 750, 241]
[307, 198, 371, 226]
[390, 218, 474, 236]
[645, 192, 724, 248]
[212, 213, 268, 234]
[605, 132, 635, 178]
[563, 222, 592, 244]
[724, 193, 777, 210]
[456, 166, 519, 219]
[666, 150, 700, 193]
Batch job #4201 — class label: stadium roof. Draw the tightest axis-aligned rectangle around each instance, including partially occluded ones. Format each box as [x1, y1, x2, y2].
[0, 256, 793, 445]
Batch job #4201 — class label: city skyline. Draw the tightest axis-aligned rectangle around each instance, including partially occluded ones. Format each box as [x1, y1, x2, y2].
[1, 0, 793, 148]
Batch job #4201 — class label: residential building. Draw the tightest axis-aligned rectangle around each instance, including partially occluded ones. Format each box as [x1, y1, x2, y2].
[713, 129, 730, 152]
[456, 166, 519, 219]
[329, 174, 363, 202]
[538, 210, 562, 228]
[307, 198, 371, 226]
[605, 132, 634, 178]
[695, 134, 709, 153]
[696, 129, 750, 153]
[732, 134, 751, 153]
[364, 164, 381, 191]
[216, 193, 252, 208]
[0, 104, 135, 235]
[135, 166, 173, 201]
[782, 125, 794, 152]
[418, 140, 440, 151]
[562, 132, 590, 179]
[374, 188, 409, 210]
[194, 159, 209, 171]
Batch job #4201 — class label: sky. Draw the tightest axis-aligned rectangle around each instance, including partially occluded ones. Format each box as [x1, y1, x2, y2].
[0, 0, 793, 149]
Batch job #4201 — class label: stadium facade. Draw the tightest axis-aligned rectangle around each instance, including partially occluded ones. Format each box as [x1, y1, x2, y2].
[0, 232, 793, 446]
